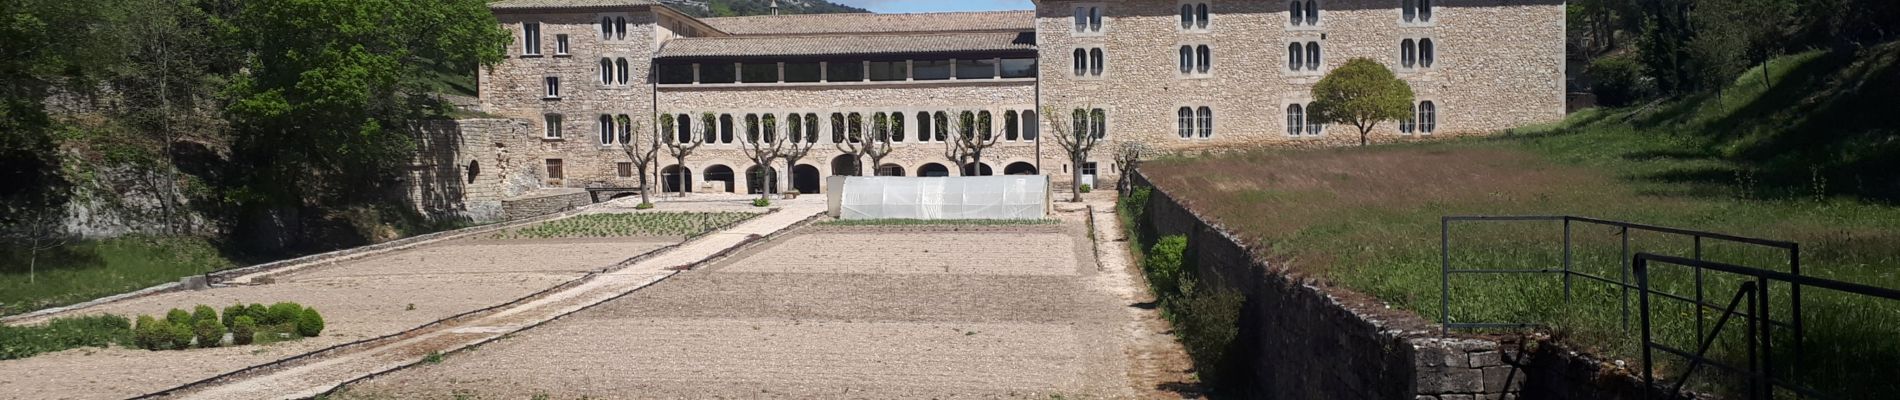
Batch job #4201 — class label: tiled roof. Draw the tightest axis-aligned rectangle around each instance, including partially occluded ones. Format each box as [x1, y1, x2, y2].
[699, 10, 1035, 36]
[489, 0, 659, 10]
[655, 31, 1036, 60]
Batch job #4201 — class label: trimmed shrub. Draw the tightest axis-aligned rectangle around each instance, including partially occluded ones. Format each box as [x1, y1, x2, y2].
[1169, 278, 1245, 389]
[265, 302, 303, 325]
[245, 303, 268, 322]
[1145, 235, 1190, 298]
[231, 316, 257, 346]
[296, 308, 325, 337]
[132, 315, 165, 350]
[1080, 183, 1093, 193]
[191, 305, 218, 325]
[192, 319, 224, 348]
[1587, 55, 1654, 107]
[752, 198, 770, 207]
[222, 304, 245, 328]
[165, 322, 194, 350]
[165, 308, 192, 326]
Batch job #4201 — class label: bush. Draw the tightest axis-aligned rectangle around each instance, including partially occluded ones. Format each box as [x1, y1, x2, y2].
[0, 315, 134, 360]
[266, 302, 304, 325]
[192, 319, 224, 348]
[1169, 278, 1245, 388]
[245, 303, 268, 322]
[296, 307, 325, 337]
[230, 316, 257, 346]
[165, 308, 192, 326]
[191, 305, 218, 325]
[1079, 184, 1093, 193]
[222, 304, 245, 328]
[1145, 235, 1189, 298]
[1587, 55, 1654, 107]
[752, 198, 770, 207]
[132, 315, 165, 350]
[165, 322, 194, 350]
[635, 202, 655, 210]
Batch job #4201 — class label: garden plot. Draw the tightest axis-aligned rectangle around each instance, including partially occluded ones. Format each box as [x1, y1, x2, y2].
[334, 220, 1162, 399]
[0, 210, 759, 400]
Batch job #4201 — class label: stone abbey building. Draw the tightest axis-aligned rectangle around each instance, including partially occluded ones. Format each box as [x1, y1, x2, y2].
[415, 0, 1563, 221]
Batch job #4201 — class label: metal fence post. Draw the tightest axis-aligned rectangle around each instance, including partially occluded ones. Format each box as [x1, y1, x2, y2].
[1695, 236, 1705, 343]
[1758, 276, 1774, 400]
[1563, 218, 1573, 302]
[1746, 287, 1761, 400]
[1441, 217, 1452, 337]
[1789, 244, 1803, 394]
[1636, 257, 1655, 400]
[1621, 226, 1631, 331]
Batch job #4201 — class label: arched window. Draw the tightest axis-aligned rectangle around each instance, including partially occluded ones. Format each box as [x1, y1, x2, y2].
[616, 58, 630, 84]
[1420, 38, 1436, 68]
[719, 114, 735, 144]
[617, 114, 632, 144]
[1403, 0, 1418, 22]
[1419, 101, 1437, 134]
[1289, 1, 1303, 25]
[1178, 107, 1193, 138]
[1073, 49, 1087, 76]
[1089, 48, 1105, 76]
[1196, 4, 1209, 29]
[601, 17, 613, 39]
[1197, 107, 1213, 138]
[789, 114, 804, 143]
[1304, 0, 1318, 25]
[1074, 7, 1087, 32]
[599, 59, 613, 84]
[803, 113, 818, 143]
[1089, 7, 1102, 31]
[1419, 0, 1433, 22]
[1288, 43, 1303, 70]
[1306, 42, 1322, 71]
[675, 114, 691, 143]
[847, 112, 863, 143]
[892, 112, 906, 142]
[1181, 4, 1194, 29]
[1287, 104, 1304, 136]
[1089, 109, 1107, 139]
[1179, 46, 1193, 74]
[1402, 39, 1417, 68]
[916, 111, 932, 142]
[599, 115, 615, 145]
[830, 113, 845, 143]
[1005, 110, 1020, 141]
[614, 17, 627, 40]
[1022, 110, 1038, 140]
[1197, 45, 1211, 73]
[745, 114, 761, 142]
[1401, 104, 1417, 134]
[933, 111, 949, 141]
[1306, 105, 1325, 135]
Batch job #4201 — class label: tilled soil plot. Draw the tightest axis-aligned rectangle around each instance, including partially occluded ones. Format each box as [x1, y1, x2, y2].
[0, 237, 676, 400]
[338, 221, 1162, 399]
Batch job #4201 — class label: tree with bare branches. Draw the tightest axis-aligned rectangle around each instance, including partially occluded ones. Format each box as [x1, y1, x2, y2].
[3, 201, 69, 284]
[618, 115, 659, 207]
[831, 112, 869, 176]
[777, 113, 818, 194]
[740, 114, 786, 203]
[1111, 140, 1150, 196]
[948, 110, 1002, 176]
[660, 113, 707, 196]
[1043, 105, 1104, 202]
[863, 113, 897, 176]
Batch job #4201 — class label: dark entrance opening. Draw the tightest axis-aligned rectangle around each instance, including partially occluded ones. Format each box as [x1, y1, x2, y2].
[918, 163, 950, 177]
[1004, 162, 1038, 175]
[661, 165, 693, 193]
[746, 165, 779, 194]
[792, 164, 822, 193]
[704, 164, 736, 193]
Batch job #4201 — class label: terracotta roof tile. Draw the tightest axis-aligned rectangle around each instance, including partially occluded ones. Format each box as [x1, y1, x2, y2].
[699, 10, 1034, 36]
[655, 31, 1036, 60]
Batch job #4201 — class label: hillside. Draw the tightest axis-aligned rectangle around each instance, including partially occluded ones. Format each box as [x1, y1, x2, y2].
[660, 0, 868, 17]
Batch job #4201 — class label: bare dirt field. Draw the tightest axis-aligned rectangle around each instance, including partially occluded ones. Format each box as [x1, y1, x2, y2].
[335, 215, 1196, 399]
[0, 234, 682, 400]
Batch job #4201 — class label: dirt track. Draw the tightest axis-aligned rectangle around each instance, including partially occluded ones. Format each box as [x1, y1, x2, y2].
[337, 213, 1194, 399]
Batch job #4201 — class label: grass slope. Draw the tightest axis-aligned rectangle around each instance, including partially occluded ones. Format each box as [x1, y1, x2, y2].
[0, 236, 233, 316]
[1140, 47, 1900, 399]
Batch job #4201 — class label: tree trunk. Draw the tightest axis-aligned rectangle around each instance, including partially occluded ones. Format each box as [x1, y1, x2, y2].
[674, 157, 688, 197]
[29, 240, 38, 284]
[638, 168, 651, 205]
[1070, 156, 1084, 202]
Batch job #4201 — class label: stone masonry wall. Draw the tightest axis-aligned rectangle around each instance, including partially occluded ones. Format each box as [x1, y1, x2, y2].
[1130, 170, 1686, 400]
[1036, 0, 1566, 152]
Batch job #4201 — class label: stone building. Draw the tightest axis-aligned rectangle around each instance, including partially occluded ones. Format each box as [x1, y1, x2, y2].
[423, 0, 1563, 221]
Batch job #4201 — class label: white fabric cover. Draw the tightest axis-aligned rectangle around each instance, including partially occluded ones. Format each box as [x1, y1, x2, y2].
[839, 176, 1048, 220]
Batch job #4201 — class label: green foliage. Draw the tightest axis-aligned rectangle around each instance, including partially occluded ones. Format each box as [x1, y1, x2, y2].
[191, 305, 218, 325]
[1079, 184, 1092, 193]
[422, 351, 444, 364]
[222, 304, 245, 328]
[0, 315, 133, 360]
[1145, 236, 1189, 298]
[192, 318, 224, 348]
[245, 303, 268, 323]
[1169, 280, 1244, 387]
[133, 315, 167, 350]
[230, 316, 257, 346]
[1586, 55, 1653, 107]
[266, 302, 304, 326]
[496, 212, 755, 239]
[165, 321, 194, 350]
[1, 236, 233, 316]
[752, 198, 771, 207]
[1308, 58, 1415, 146]
[635, 202, 655, 210]
[297, 307, 325, 337]
[165, 308, 192, 326]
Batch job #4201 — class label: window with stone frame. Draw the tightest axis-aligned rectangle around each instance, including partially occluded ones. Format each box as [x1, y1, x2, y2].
[1073, 49, 1088, 76]
[719, 114, 735, 144]
[741, 62, 778, 83]
[598, 114, 615, 145]
[784, 62, 822, 82]
[1197, 45, 1211, 74]
[1288, 42, 1304, 71]
[1090, 108, 1107, 139]
[657, 63, 694, 84]
[1402, 39, 1417, 69]
[1177, 107, 1194, 138]
[617, 114, 632, 144]
[915, 111, 932, 142]
[956, 59, 997, 79]
[1305, 103, 1326, 135]
[1000, 58, 1037, 78]
[1420, 38, 1436, 68]
[913, 60, 951, 80]
[546, 159, 564, 180]
[523, 22, 541, 55]
[700, 63, 736, 84]
[1197, 106, 1213, 138]
[618, 162, 633, 178]
[1072, 4, 1104, 34]
[1305, 42, 1322, 71]
[615, 17, 627, 40]
[827, 61, 864, 82]
[1401, 103, 1418, 134]
[891, 112, 907, 142]
[545, 114, 563, 139]
[1289, 1, 1303, 26]
[555, 34, 569, 55]
[869, 60, 906, 81]
[1303, 0, 1319, 25]
[1022, 110, 1038, 140]
[617, 58, 631, 84]
[1180, 2, 1210, 31]
[599, 59, 614, 84]
[544, 76, 561, 98]
[1403, 0, 1434, 23]
[1418, 101, 1437, 134]
[1005, 110, 1020, 141]
[1088, 48, 1105, 76]
[1286, 104, 1304, 136]
[600, 17, 613, 40]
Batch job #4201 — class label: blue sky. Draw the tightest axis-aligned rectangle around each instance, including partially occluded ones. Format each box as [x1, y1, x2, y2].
[832, 0, 1034, 13]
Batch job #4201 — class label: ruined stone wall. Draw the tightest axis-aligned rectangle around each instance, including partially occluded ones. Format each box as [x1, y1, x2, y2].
[1035, 0, 1566, 152]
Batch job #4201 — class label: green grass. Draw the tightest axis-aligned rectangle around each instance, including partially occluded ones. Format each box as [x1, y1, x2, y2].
[1138, 47, 1900, 399]
[0, 236, 234, 316]
[0, 314, 133, 360]
[494, 212, 756, 240]
[818, 218, 1060, 226]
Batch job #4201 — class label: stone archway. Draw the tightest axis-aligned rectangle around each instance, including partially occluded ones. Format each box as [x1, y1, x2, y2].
[917, 163, 951, 177]
[876, 164, 907, 177]
[829, 154, 860, 176]
[704, 164, 736, 193]
[792, 164, 822, 194]
[1004, 162, 1038, 175]
[661, 165, 693, 193]
[746, 165, 779, 194]
[962, 162, 994, 176]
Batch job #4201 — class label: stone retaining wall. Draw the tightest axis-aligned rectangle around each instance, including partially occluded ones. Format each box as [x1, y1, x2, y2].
[1129, 170, 1685, 400]
[503, 189, 593, 221]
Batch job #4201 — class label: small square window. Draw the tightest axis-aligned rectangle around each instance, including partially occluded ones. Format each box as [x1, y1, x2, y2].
[543, 114, 563, 139]
[554, 35, 569, 55]
[617, 162, 633, 178]
[546, 159, 565, 180]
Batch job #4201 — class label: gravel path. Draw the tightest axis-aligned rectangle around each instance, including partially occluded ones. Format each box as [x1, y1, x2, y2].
[335, 207, 1186, 399]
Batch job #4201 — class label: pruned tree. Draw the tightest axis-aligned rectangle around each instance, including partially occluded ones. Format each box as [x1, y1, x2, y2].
[831, 112, 869, 176]
[661, 113, 707, 196]
[948, 110, 1002, 176]
[740, 114, 785, 201]
[941, 121, 969, 174]
[1111, 140, 1150, 196]
[863, 113, 896, 176]
[1309, 58, 1416, 146]
[777, 114, 819, 194]
[1043, 105, 1104, 202]
[618, 115, 659, 207]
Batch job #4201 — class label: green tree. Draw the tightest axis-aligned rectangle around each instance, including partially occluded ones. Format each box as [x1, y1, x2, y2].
[223, 0, 509, 216]
[1308, 58, 1415, 146]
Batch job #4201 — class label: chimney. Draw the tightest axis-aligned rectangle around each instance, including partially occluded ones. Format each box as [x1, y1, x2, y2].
[770, 0, 780, 15]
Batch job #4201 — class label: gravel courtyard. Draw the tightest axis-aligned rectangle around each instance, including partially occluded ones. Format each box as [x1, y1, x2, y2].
[336, 217, 1179, 399]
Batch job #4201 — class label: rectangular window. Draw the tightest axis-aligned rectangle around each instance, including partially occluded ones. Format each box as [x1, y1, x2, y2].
[544, 76, 561, 98]
[699, 63, 736, 84]
[741, 62, 778, 83]
[955, 59, 996, 79]
[522, 23, 541, 55]
[546, 159, 564, 180]
[1082, 162, 1098, 176]
[826, 61, 863, 82]
[555, 34, 569, 55]
[544, 114, 563, 139]
[783, 62, 822, 83]
[1000, 58, 1037, 78]
[868, 61, 906, 81]
[657, 63, 694, 84]
[617, 162, 633, 178]
[911, 60, 951, 80]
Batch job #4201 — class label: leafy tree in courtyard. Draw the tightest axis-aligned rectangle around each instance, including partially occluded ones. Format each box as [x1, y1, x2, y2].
[223, 0, 510, 214]
[1308, 58, 1415, 146]
[618, 115, 659, 208]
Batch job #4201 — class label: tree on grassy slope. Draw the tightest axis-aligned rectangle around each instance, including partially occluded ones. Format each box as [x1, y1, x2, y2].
[1309, 58, 1414, 146]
